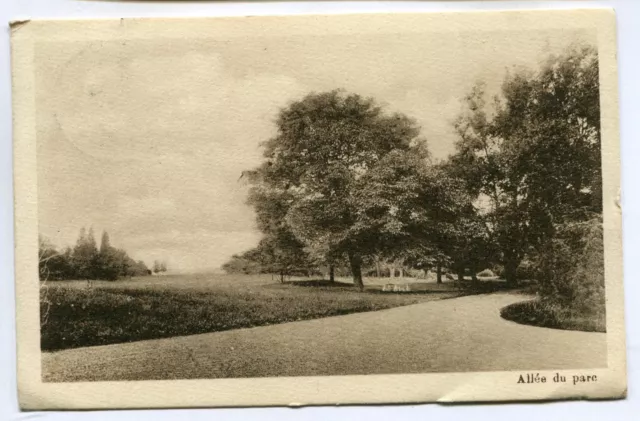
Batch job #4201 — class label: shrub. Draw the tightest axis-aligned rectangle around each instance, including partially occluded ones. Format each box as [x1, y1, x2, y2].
[516, 259, 538, 281]
[501, 299, 605, 332]
[492, 264, 505, 277]
[477, 269, 496, 278]
[536, 217, 605, 316]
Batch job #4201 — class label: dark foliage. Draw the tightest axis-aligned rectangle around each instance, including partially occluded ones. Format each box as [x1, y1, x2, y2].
[501, 299, 605, 333]
[450, 45, 601, 285]
[39, 228, 151, 282]
[535, 218, 605, 313]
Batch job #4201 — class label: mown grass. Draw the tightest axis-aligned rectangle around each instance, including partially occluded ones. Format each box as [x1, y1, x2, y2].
[500, 298, 606, 333]
[41, 278, 459, 351]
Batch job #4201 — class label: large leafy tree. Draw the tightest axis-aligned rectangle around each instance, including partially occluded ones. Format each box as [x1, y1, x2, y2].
[96, 231, 119, 280]
[39, 236, 74, 281]
[71, 227, 99, 279]
[245, 185, 316, 282]
[249, 90, 424, 289]
[351, 153, 472, 282]
[451, 44, 600, 284]
[222, 248, 264, 275]
[39, 230, 150, 281]
[497, 45, 601, 234]
[221, 233, 315, 281]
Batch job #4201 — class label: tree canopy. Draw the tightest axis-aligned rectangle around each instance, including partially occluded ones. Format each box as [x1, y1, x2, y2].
[241, 90, 432, 289]
[224, 44, 603, 301]
[39, 228, 151, 281]
[449, 44, 601, 283]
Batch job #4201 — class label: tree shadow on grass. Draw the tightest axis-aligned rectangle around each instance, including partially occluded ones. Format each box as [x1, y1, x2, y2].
[282, 279, 459, 295]
[285, 279, 354, 288]
[458, 280, 519, 294]
[274, 278, 530, 297]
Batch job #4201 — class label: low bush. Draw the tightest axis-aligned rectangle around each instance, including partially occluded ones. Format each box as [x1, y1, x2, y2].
[459, 279, 513, 294]
[476, 269, 496, 278]
[516, 260, 538, 281]
[502, 217, 606, 333]
[536, 217, 605, 314]
[501, 299, 605, 333]
[492, 264, 505, 277]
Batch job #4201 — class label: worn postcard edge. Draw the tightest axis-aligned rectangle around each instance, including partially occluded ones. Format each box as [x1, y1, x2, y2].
[10, 9, 626, 410]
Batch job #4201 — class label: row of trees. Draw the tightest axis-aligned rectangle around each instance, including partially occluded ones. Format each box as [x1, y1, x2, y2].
[224, 44, 604, 310]
[153, 260, 168, 274]
[39, 228, 152, 281]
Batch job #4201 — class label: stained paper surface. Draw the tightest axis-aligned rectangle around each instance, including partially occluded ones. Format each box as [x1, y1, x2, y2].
[11, 9, 625, 409]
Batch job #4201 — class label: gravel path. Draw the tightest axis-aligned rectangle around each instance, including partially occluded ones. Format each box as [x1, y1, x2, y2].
[42, 293, 607, 382]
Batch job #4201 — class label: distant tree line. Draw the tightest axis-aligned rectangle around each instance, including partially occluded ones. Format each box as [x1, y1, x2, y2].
[223, 44, 604, 315]
[153, 260, 168, 274]
[39, 227, 152, 281]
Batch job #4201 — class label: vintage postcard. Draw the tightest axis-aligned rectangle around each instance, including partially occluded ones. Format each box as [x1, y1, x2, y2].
[11, 9, 625, 409]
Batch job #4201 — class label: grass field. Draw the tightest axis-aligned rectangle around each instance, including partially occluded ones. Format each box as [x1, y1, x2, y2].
[41, 273, 461, 351]
[500, 298, 606, 333]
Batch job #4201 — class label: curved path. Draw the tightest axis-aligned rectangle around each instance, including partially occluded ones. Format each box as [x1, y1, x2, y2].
[42, 293, 607, 382]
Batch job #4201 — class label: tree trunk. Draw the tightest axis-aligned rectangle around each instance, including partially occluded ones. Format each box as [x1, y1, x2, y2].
[471, 262, 478, 283]
[329, 265, 335, 283]
[504, 258, 519, 286]
[348, 252, 364, 291]
[457, 270, 464, 282]
[436, 261, 442, 284]
[375, 260, 381, 278]
[280, 271, 285, 283]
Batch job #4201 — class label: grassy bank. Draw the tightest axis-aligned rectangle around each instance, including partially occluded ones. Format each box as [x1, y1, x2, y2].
[41, 277, 459, 351]
[500, 298, 606, 333]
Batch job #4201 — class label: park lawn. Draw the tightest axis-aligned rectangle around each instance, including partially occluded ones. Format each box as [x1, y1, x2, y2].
[41, 278, 460, 351]
[500, 298, 606, 333]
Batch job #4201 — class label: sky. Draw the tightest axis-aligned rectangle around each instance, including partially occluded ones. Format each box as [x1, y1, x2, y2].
[36, 26, 595, 273]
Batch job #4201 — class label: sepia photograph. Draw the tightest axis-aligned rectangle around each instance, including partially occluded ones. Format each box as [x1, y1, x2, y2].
[11, 9, 625, 409]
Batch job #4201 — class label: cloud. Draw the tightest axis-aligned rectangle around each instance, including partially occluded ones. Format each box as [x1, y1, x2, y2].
[52, 48, 306, 166]
[38, 45, 309, 271]
[118, 195, 176, 217]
